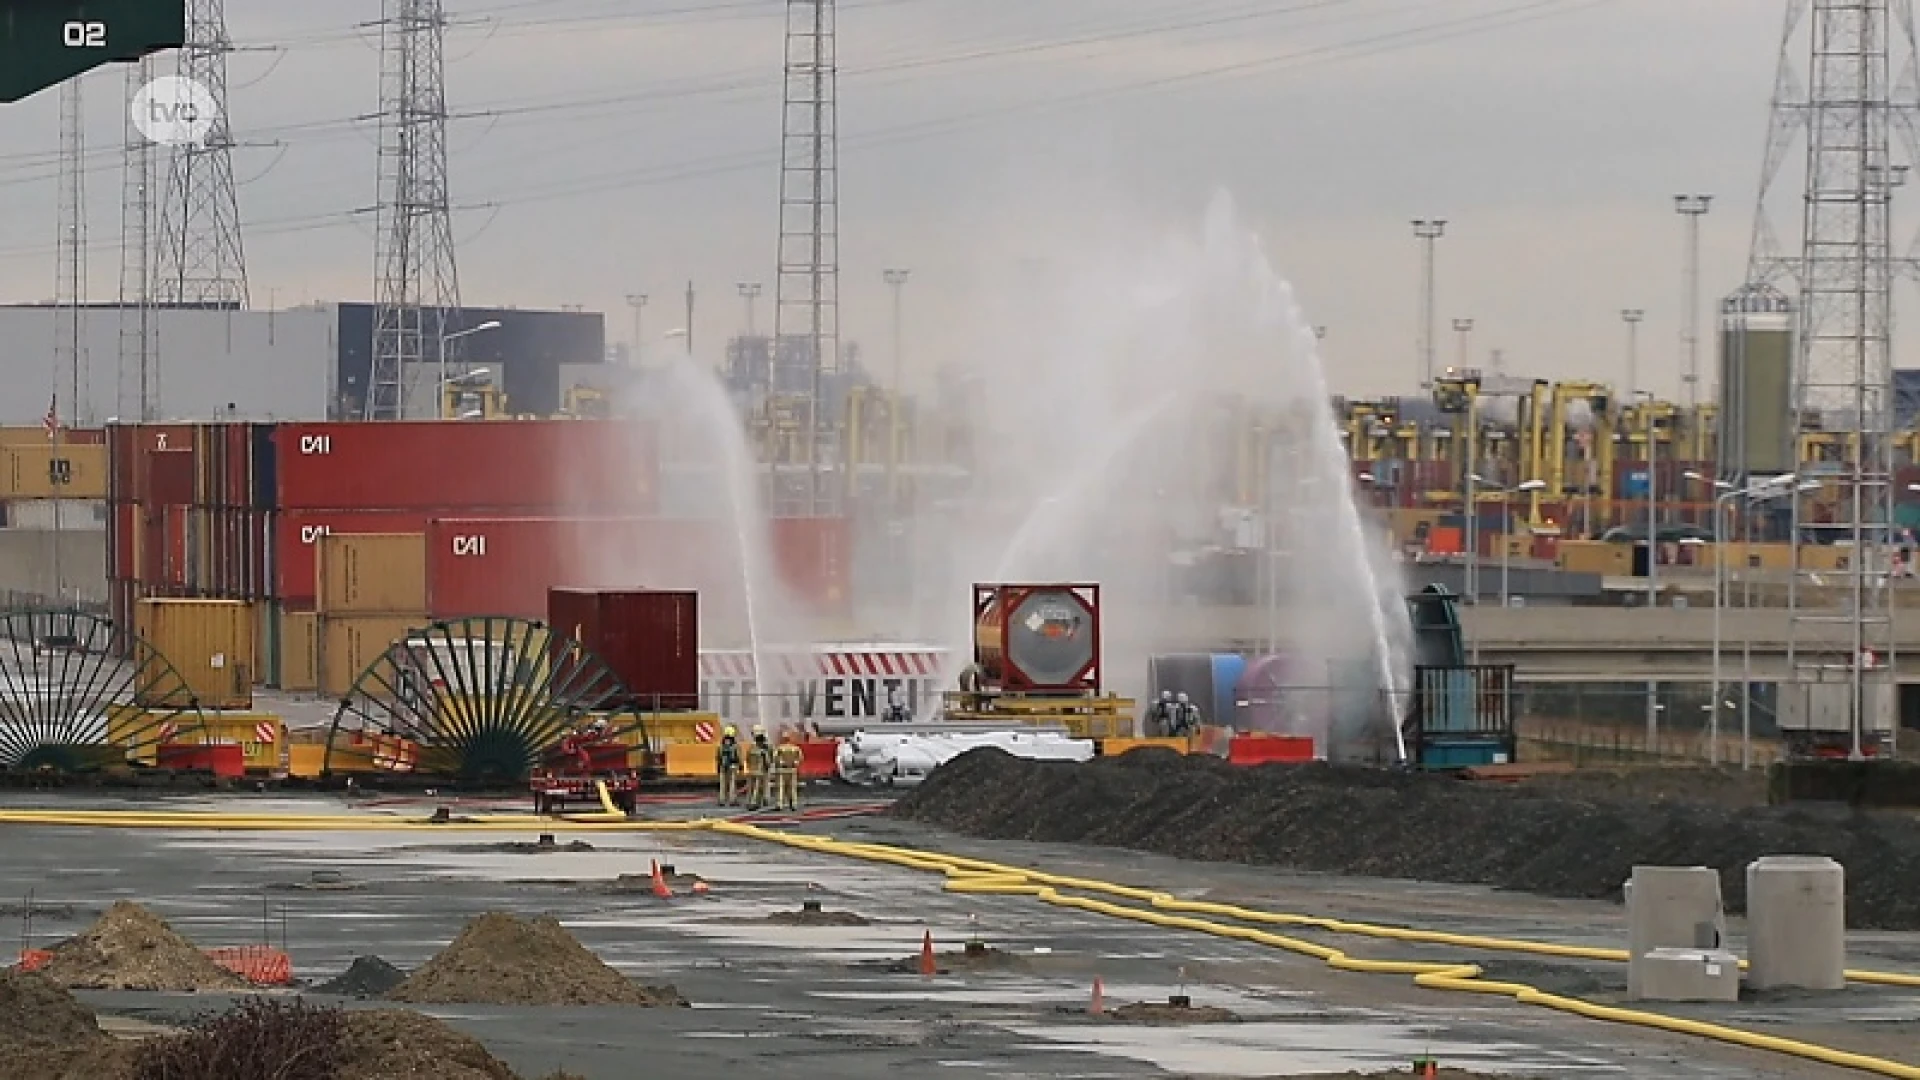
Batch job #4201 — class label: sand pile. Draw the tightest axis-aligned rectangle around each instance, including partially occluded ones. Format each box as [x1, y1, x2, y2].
[313, 956, 408, 998]
[894, 749, 1920, 929]
[0, 972, 131, 1080]
[336, 1010, 520, 1080]
[388, 912, 685, 1007]
[35, 901, 248, 992]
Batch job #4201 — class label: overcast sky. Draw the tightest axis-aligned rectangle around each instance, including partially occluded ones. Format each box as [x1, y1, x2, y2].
[0, 0, 1851, 398]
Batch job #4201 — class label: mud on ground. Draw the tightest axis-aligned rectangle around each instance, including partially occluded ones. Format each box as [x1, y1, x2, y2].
[893, 749, 1920, 929]
[863, 944, 1031, 975]
[1101, 1000, 1238, 1025]
[764, 906, 870, 927]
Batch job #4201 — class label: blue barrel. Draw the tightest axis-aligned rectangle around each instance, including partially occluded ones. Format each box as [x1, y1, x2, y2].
[1210, 653, 1245, 727]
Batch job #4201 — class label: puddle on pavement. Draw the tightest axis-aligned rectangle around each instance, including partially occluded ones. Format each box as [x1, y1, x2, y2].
[1002, 1021, 1577, 1077]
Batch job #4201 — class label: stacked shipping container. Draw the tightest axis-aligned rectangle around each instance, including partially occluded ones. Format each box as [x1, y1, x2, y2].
[105, 418, 852, 692]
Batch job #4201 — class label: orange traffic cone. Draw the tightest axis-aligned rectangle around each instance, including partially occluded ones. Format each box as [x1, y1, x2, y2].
[1089, 976, 1104, 1016]
[919, 930, 936, 978]
[651, 861, 672, 899]
[1421, 1061, 1437, 1079]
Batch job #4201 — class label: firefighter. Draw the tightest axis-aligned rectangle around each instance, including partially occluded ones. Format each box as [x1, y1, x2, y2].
[772, 731, 804, 810]
[1169, 692, 1202, 737]
[745, 724, 775, 809]
[715, 725, 743, 806]
[882, 688, 911, 724]
[1144, 690, 1174, 737]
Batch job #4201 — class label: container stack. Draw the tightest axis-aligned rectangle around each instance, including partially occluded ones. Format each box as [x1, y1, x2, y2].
[311, 533, 429, 696]
[97, 417, 855, 697]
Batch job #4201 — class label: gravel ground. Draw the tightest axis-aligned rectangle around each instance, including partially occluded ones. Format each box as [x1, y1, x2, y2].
[893, 749, 1920, 929]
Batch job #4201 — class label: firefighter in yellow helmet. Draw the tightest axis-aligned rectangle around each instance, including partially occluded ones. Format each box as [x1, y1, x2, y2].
[744, 724, 775, 810]
[772, 729, 804, 811]
[715, 725, 743, 806]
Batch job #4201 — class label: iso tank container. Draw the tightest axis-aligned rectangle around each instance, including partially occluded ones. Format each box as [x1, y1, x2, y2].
[272, 510, 439, 605]
[271, 420, 658, 512]
[972, 583, 1101, 693]
[428, 517, 729, 620]
[547, 588, 699, 709]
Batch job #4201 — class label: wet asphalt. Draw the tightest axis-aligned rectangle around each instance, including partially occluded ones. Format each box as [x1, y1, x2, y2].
[0, 791, 1915, 1079]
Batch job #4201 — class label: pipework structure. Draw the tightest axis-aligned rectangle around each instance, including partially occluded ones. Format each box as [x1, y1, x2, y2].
[368, 0, 464, 420]
[1745, 0, 1917, 758]
[771, 0, 843, 514]
[55, 75, 87, 427]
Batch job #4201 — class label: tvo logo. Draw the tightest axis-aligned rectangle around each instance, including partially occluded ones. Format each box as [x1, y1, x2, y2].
[130, 76, 219, 147]
[299, 525, 333, 545]
[298, 435, 332, 455]
[452, 536, 488, 557]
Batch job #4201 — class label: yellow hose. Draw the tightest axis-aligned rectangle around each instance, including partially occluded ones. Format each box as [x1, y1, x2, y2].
[1, 806, 1916, 1075]
[707, 823, 1920, 1080]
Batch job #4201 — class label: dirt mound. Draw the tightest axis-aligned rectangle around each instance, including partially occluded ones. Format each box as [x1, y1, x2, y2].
[35, 901, 249, 991]
[388, 912, 685, 1007]
[1104, 1000, 1238, 1025]
[0, 971, 104, 1048]
[313, 955, 408, 998]
[893, 750, 1920, 930]
[0, 973, 131, 1080]
[765, 906, 869, 927]
[338, 1010, 522, 1080]
[1516, 766, 1768, 809]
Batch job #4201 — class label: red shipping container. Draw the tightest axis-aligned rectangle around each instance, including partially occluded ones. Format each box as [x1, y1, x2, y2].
[428, 517, 727, 620]
[272, 509, 438, 602]
[162, 505, 190, 588]
[114, 424, 196, 504]
[548, 588, 698, 709]
[225, 424, 251, 508]
[769, 517, 853, 615]
[110, 502, 136, 581]
[272, 420, 659, 512]
[144, 448, 196, 507]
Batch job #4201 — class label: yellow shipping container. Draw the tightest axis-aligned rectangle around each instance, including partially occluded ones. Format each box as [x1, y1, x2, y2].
[279, 611, 319, 692]
[134, 599, 254, 709]
[0, 443, 108, 500]
[316, 533, 427, 614]
[319, 614, 427, 698]
[645, 711, 723, 745]
[1558, 540, 1631, 576]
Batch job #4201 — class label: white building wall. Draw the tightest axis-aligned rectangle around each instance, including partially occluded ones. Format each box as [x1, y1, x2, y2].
[0, 306, 336, 424]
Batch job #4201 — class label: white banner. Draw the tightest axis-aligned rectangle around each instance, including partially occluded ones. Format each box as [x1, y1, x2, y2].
[698, 646, 949, 726]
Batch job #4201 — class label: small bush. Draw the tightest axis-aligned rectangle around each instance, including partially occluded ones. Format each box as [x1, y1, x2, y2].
[132, 997, 347, 1080]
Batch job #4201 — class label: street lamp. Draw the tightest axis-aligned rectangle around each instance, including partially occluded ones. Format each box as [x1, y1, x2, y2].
[438, 321, 502, 418]
[1689, 471, 1816, 767]
[1470, 474, 1545, 608]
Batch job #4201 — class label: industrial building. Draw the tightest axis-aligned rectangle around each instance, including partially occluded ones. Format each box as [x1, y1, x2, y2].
[1, 302, 606, 424]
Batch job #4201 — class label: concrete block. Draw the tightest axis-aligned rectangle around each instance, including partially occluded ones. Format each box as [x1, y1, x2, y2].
[1747, 855, 1846, 991]
[1626, 865, 1726, 998]
[1633, 948, 1741, 1003]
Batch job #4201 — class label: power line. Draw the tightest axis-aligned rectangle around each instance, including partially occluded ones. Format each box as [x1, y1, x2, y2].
[0, 0, 1609, 263]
